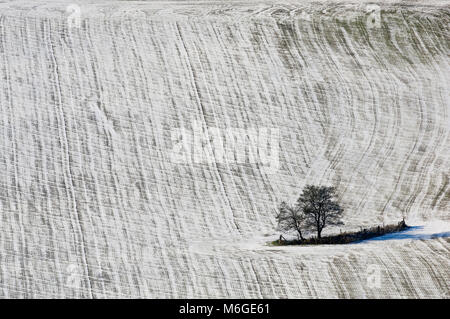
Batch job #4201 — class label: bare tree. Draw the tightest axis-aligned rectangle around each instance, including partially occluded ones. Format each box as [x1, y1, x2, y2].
[297, 185, 344, 239]
[275, 201, 305, 240]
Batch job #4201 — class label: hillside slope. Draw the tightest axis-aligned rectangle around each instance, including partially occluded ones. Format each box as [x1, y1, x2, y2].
[0, 1, 448, 298]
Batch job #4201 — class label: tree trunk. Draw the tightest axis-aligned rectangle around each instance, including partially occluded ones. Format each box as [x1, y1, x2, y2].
[296, 228, 304, 241]
[317, 220, 321, 239]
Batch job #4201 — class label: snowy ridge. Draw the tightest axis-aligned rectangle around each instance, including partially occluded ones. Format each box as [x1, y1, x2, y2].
[0, 1, 448, 297]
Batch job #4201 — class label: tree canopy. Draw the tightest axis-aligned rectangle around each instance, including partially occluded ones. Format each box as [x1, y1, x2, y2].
[275, 185, 344, 240]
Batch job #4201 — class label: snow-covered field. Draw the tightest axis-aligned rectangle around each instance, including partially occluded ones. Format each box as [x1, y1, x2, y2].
[0, 0, 448, 298]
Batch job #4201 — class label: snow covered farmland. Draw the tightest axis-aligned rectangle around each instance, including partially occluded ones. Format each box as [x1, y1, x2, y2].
[0, 0, 448, 298]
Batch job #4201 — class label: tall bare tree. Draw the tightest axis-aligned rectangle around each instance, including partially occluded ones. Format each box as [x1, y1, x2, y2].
[275, 201, 305, 240]
[297, 185, 344, 239]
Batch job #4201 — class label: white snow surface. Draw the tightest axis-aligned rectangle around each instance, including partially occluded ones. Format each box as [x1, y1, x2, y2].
[0, 1, 449, 298]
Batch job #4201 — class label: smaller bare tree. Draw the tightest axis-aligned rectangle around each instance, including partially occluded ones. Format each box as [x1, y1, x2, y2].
[297, 185, 344, 239]
[275, 201, 305, 241]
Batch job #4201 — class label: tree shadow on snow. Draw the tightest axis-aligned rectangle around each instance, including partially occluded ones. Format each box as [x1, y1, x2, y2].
[361, 226, 450, 243]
